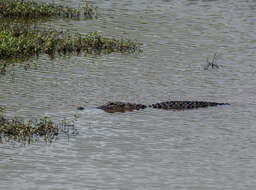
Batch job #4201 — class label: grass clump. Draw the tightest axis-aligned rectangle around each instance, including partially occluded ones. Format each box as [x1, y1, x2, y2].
[83, 2, 98, 19]
[0, 0, 97, 19]
[0, 24, 142, 60]
[0, 107, 77, 144]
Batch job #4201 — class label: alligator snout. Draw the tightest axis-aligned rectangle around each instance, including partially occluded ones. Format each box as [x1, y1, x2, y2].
[77, 106, 85, 110]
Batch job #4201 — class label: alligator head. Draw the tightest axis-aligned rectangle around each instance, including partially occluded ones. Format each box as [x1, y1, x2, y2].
[96, 102, 147, 113]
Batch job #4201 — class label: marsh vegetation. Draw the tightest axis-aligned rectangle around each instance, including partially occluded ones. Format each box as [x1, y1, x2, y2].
[0, 24, 142, 73]
[0, 0, 97, 19]
[0, 0, 142, 75]
[0, 24, 141, 59]
[0, 106, 77, 144]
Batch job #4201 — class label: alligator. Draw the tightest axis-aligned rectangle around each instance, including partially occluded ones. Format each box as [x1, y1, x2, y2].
[77, 101, 229, 113]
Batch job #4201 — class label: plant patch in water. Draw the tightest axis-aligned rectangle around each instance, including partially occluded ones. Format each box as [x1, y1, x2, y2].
[0, 108, 77, 144]
[0, 24, 142, 61]
[0, 0, 97, 20]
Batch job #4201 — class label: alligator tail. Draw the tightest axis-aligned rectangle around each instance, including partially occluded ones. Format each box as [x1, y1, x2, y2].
[149, 101, 230, 110]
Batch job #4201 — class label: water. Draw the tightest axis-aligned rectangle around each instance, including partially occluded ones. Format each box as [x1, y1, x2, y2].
[1, 0, 256, 189]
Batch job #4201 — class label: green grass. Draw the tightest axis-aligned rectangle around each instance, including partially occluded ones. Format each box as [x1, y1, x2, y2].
[0, 0, 97, 19]
[0, 106, 76, 144]
[0, 24, 142, 60]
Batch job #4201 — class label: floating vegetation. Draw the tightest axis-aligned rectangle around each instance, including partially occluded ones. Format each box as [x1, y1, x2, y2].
[0, 0, 97, 20]
[0, 107, 77, 144]
[0, 24, 142, 61]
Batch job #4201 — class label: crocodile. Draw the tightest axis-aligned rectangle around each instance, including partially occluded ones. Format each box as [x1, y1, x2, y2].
[77, 101, 229, 113]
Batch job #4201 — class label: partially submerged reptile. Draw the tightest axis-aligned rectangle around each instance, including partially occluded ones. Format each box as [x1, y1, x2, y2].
[77, 101, 229, 113]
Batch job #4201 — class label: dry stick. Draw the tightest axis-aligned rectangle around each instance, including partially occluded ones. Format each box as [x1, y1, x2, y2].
[204, 53, 221, 70]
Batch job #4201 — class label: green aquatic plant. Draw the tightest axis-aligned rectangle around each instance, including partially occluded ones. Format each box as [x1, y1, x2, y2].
[0, 24, 142, 61]
[83, 2, 98, 18]
[0, 0, 97, 20]
[0, 106, 4, 113]
[0, 109, 77, 144]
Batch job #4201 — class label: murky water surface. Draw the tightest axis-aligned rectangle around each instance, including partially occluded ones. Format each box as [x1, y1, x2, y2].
[1, 0, 256, 189]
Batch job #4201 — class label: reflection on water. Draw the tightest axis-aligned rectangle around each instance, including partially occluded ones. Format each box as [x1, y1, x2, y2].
[1, 0, 256, 189]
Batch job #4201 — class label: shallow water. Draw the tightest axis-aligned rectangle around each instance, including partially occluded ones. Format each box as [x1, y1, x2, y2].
[1, 0, 256, 189]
